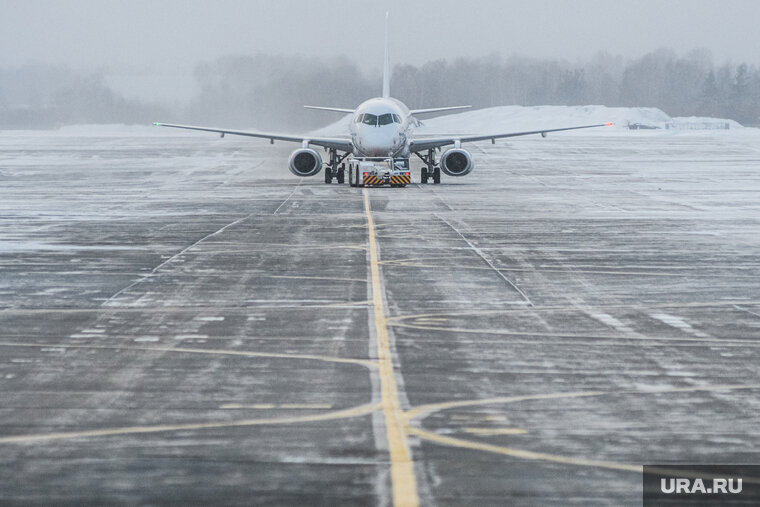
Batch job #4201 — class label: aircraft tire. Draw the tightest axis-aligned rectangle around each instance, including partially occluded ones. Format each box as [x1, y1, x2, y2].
[337, 167, 345, 184]
[421, 167, 429, 184]
[433, 166, 441, 184]
[324, 167, 332, 184]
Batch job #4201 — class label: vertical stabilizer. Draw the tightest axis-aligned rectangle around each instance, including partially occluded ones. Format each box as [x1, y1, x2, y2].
[382, 12, 390, 98]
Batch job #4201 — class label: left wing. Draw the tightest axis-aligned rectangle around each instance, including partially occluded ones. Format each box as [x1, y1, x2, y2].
[154, 123, 354, 152]
[303, 106, 354, 114]
[409, 123, 612, 152]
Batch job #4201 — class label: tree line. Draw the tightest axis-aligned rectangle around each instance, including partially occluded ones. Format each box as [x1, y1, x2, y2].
[1, 49, 759, 129]
[391, 49, 760, 125]
[0, 65, 165, 129]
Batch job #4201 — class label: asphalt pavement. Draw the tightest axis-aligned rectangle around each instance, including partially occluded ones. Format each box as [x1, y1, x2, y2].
[1, 127, 759, 505]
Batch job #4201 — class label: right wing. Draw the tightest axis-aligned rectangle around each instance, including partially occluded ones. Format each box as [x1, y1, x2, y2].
[154, 122, 354, 152]
[409, 123, 612, 152]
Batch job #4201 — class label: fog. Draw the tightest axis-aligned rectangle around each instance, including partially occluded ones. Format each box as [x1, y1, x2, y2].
[2, 0, 760, 128]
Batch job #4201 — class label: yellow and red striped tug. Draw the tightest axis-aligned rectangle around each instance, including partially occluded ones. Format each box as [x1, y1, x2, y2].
[348, 157, 411, 187]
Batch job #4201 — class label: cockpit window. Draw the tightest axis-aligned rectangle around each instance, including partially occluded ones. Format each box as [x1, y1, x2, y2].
[362, 113, 378, 126]
[355, 114, 364, 124]
[392, 114, 401, 123]
[378, 113, 394, 126]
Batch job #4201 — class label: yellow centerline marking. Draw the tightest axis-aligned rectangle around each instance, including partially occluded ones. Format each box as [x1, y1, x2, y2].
[408, 427, 760, 485]
[462, 428, 527, 436]
[0, 402, 382, 445]
[220, 403, 334, 410]
[404, 384, 760, 474]
[266, 275, 367, 283]
[363, 189, 419, 507]
[408, 427, 642, 472]
[403, 390, 605, 423]
[0, 342, 378, 370]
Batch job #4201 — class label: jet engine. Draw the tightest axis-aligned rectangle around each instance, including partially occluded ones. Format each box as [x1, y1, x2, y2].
[439, 148, 474, 177]
[288, 148, 323, 177]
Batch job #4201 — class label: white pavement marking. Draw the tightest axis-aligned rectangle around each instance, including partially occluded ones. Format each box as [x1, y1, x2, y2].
[435, 213, 533, 306]
[273, 178, 303, 215]
[650, 312, 711, 338]
[101, 213, 256, 307]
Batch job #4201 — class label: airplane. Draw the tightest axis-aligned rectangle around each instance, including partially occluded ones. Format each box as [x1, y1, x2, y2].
[155, 13, 610, 185]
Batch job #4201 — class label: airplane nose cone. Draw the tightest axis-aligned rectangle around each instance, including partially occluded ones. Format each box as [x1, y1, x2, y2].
[359, 130, 398, 157]
[362, 144, 392, 157]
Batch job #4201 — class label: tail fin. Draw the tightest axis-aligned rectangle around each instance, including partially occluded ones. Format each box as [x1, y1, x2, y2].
[382, 12, 390, 98]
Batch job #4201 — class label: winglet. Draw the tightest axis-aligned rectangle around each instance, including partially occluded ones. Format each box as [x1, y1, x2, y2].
[382, 12, 390, 98]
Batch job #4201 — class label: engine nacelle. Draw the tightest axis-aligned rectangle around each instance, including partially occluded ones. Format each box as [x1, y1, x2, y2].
[440, 148, 474, 177]
[288, 148, 323, 177]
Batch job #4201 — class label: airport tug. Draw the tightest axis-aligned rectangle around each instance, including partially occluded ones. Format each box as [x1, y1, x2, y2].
[334, 157, 412, 188]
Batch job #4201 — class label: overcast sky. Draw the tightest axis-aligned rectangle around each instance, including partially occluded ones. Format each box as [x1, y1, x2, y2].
[3, 0, 760, 73]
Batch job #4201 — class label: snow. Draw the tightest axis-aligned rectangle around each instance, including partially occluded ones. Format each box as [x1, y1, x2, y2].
[310, 104, 747, 137]
[665, 116, 742, 130]
[0, 105, 747, 139]
[0, 124, 199, 137]
[418, 105, 668, 134]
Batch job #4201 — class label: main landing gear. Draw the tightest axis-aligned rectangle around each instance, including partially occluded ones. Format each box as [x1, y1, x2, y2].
[324, 148, 349, 184]
[416, 149, 441, 184]
[324, 164, 345, 184]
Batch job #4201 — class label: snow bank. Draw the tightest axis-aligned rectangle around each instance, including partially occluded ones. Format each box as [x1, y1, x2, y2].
[419, 105, 669, 134]
[665, 116, 742, 130]
[1, 106, 746, 138]
[310, 105, 746, 136]
[0, 124, 181, 137]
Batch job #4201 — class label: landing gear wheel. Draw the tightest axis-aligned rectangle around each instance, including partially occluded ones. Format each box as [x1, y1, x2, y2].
[324, 166, 334, 184]
[337, 164, 345, 184]
[421, 166, 429, 184]
[433, 166, 441, 184]
[348, 166, 355, 187]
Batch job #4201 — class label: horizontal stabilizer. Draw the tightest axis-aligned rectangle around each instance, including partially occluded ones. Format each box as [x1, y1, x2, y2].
[409, 105, 472, 115]
[304, 105, 355, 114]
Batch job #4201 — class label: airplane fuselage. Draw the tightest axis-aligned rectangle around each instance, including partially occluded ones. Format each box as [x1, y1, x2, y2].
[349, 97, 413, 158]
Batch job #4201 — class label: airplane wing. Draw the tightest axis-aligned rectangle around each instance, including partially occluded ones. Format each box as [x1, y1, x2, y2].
[303, 106, 354, 113]
[154, 123, 354, 152]
[409, 123, 612, 152]
[409, 105, 472, 115]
